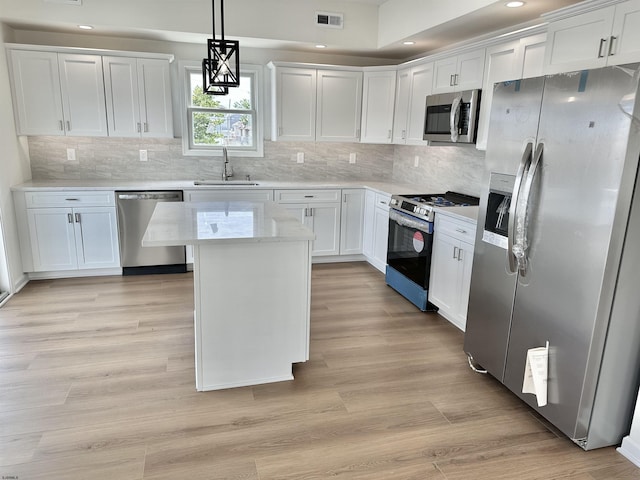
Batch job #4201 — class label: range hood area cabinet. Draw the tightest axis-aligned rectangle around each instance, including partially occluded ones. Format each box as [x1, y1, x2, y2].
[268, 62, 363, 143]
[7, 45, 174, 138]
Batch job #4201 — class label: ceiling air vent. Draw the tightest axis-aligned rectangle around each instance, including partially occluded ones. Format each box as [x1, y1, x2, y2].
[316, 12, 343, 29]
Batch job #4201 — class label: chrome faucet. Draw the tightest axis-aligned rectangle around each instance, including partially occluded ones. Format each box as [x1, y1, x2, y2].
[221, 147, 233, 181]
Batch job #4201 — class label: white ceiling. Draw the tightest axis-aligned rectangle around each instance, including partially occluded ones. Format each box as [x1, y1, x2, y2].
[0, 0, 586, 60]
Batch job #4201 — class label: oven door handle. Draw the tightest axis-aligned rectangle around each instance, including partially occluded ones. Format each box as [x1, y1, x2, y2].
[389, 209, 433, 234]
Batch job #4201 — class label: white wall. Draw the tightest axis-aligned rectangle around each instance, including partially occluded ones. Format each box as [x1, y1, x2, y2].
[378, 0, 494, 47]
[0, 23, 31, 295]
[2, 0, 380, 55]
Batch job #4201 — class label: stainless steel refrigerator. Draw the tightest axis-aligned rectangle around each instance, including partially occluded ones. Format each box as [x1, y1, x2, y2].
[464, 63, 640, 450]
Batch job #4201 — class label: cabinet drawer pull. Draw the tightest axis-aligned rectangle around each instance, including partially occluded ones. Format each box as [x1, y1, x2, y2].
[455, 228, 467, 234]
[598, 38, 607, 58]
[304, 195, 314, 198]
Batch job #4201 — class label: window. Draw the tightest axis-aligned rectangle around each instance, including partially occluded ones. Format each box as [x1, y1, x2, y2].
[182, 62, 263, 157]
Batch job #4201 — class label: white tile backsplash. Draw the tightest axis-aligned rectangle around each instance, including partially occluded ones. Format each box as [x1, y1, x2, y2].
[27, 137, 485, 195]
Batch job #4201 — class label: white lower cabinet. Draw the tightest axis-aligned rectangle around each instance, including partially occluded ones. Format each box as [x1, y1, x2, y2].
[276, 189, 341, 256]
[363, 190, 390, 273]
[429, 213, 476, 331]
[20, 191, 120, 273]
[340, 189, 365, 255]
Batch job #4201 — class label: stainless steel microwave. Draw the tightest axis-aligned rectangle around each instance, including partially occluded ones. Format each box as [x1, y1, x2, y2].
[423, 89, 481, 144]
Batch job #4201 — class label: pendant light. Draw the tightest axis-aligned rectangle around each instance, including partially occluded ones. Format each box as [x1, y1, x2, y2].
[202, 0, 240, 95]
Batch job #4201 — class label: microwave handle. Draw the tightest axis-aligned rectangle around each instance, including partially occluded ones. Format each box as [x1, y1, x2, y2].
[450, 94, 462, 142]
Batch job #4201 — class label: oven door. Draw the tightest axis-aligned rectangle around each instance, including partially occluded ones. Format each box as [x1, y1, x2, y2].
[386, 209, 434, 289]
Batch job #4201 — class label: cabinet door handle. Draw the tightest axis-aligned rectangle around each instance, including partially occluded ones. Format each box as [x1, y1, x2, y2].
[66, 120, 71, 131]
[608, 36, 617, 56]
[75, 213, 80, 223]
[59, 120, 64, 131]
[449, 74, 454, 86]
[278, 126, 283, 136]
[387, 129, 391, 139]
[454, 73, 459, 86]
[137, 122, 141, 133]
[343, 194, 347, 203]
[402, 129, 406, 139]
[67, 213, 73, 223]
[144, 122, 148, 132]
[453, 246, 458, 259]
[457, 248, 463, 261]
[309, 207, 313, 217]
[598, 38, 607, 58]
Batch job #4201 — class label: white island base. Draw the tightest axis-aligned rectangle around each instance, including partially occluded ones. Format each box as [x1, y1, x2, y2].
[142, 201, 314, 391]
[193, 240, 311, 391]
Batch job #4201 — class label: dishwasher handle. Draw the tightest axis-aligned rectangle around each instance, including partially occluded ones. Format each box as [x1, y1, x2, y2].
[117, 191, 183, 201]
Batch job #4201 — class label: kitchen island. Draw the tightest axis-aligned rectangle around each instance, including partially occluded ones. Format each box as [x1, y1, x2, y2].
[142, 200, 315, 391]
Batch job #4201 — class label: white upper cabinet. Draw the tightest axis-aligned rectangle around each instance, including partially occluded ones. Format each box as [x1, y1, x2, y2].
[103, 56, 173, 138]
[360, 69, 396, 144]
[392, 62, 433, 145]
[9, 50, 64, 136]
[432, 48, 485, 94]
[271, 67, 317, 141]
[316, 70, 363, 142]
[57, 54, 108, 136]
[544, 0, 640, 74]
[9, 50, 107, 136]
[475, 33, 547, 151]
[269, 64, 363, 142]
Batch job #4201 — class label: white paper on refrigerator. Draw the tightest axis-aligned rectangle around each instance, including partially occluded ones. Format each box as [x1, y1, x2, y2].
[522, 343, 549, 407]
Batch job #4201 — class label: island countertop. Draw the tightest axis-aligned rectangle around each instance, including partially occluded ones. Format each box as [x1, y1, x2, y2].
[142, 200, 315, 247]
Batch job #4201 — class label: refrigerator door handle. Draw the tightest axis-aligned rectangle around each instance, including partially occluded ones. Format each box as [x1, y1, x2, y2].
[508, 142, 534, 273]
[515, 142, 544, 277]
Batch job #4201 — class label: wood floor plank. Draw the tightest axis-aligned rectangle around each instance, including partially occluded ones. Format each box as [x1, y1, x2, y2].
[0, 263, 636, 479]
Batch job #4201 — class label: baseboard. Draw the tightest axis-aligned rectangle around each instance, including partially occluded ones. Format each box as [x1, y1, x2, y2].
[618, 436, 640, 467]
[312, 254, 365, 264]
[28, 267, 123, 280]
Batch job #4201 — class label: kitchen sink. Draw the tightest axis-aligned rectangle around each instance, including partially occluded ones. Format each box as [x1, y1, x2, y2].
[193, 180, 260, 186]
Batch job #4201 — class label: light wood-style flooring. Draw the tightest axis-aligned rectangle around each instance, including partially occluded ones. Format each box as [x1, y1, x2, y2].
[1, 262, 639, 479]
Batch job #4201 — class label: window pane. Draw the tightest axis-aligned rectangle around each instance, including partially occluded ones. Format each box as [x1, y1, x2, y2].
[189, 73, 252, 109]
[191, 111, 253, 147]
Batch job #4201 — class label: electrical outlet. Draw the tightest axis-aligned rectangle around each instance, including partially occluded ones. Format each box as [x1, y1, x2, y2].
[66, 148, 76, 161]
[296, 152, 304, 164]
[414, 155, 420, 167]
[139, 150, 148, 162]
[349, 153, 356, 164]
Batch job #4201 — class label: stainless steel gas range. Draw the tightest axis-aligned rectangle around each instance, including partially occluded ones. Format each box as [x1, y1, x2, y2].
[385, 191, 479, 311]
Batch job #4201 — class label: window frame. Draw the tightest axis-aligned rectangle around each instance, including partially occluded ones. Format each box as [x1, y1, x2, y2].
[180, 61, 263, 157]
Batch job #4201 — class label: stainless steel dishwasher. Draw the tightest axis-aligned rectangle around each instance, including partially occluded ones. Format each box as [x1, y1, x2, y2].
[116, 191, 187, 275]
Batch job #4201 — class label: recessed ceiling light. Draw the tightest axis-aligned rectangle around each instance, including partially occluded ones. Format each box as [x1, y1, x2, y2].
[78, 25, 94, 30]
[403, 41, 415, 46]
[315, 44, 327, 49]
[505, 1, 525, 7]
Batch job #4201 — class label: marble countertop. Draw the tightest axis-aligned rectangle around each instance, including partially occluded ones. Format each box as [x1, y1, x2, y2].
[10, 179, 434, 197]
[142, 201, 315, 247]
[434, 205, 479, 223]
